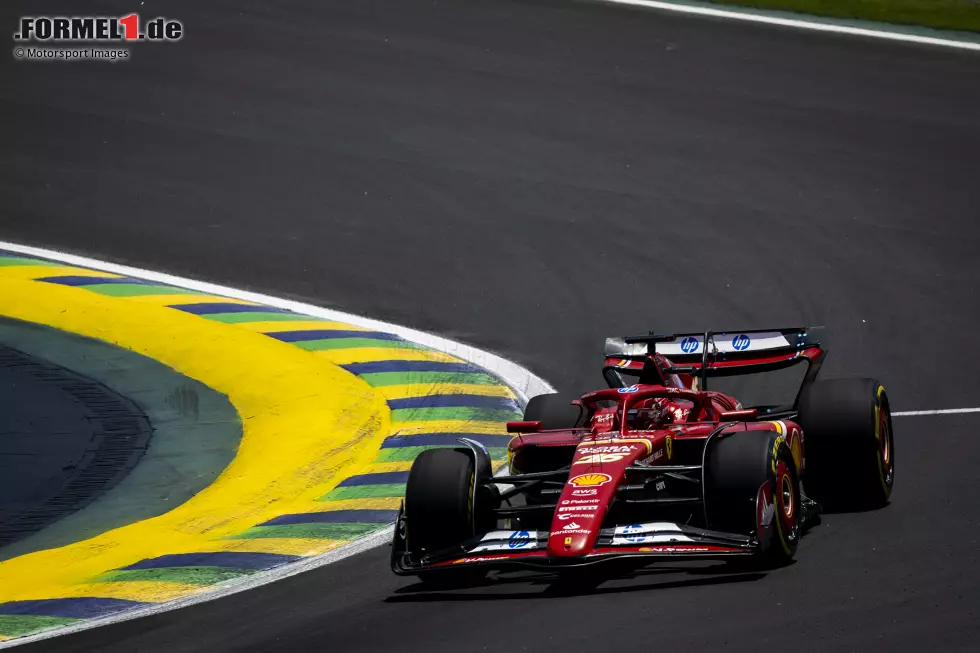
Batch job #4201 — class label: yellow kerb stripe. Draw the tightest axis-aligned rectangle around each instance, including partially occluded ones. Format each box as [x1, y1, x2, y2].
[309, 497, 402, 512]
[362, 460, 413, 474]
[52, 581, 204, 603]
[201, 538, 348, 557]
[123, 294, 261, 306]
[0, 278, 389, 603]
[0, 266, 121, 281]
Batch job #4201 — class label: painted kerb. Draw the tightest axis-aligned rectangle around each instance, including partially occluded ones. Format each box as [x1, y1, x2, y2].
[0, 243, 553, 645]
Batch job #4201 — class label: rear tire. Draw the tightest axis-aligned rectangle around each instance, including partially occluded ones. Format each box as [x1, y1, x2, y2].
[705, 430, 801, 567]
[405, 448, 487, 585]
[797, 378, 894, 511]
[523, 393, 583, 430]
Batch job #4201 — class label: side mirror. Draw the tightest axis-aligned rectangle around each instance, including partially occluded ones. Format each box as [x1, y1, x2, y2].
[506, 420, 542, 434]
[720, 409, 758, 422]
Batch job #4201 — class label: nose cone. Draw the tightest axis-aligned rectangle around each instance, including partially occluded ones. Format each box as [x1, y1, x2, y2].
[547, 435, 670, 557]
[547, 472, 611, 557]
[547, 450, 638, 557]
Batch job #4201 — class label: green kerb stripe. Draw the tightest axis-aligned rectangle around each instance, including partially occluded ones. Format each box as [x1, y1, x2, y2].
[229, 522, 387, 540]
[95, 566, 253, 586]
[357, 371, 498, 387]
[81, 284, 204, 297]
[0, 257, 60, 267]
[318, 484, 406, 501]
[293, 338, 422, 352]
[389, 407, 520, 423]
[204, 312, 330, 324]
[0, 615, 80, 638]
[373, 446, 508, 463]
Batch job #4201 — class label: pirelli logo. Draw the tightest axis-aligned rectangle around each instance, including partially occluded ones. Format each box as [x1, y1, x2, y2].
[14, 15, 183, 42]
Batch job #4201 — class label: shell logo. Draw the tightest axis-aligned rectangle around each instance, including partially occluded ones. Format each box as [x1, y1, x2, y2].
[568, 473, 612, 488]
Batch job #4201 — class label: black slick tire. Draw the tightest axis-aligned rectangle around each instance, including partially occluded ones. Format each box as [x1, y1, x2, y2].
[404, 448, 486, 585]
[704, 430, 801, 567]
[797, 378, 894, 511]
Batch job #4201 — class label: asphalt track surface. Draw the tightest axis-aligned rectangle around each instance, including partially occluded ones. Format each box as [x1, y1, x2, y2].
[2, 0, 979, 651]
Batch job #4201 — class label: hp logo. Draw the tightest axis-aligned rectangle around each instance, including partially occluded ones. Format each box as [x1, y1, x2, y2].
[732, 334, 751, 351]
[680, 337, 699, 353]
[624, 524, 644, 543]
[509, 530, 531, 549]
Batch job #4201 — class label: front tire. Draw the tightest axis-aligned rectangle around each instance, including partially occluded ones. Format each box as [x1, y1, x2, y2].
[404, 448, 487, 585]
[704, 430, 801, 567]
[797, 378, 894, 511]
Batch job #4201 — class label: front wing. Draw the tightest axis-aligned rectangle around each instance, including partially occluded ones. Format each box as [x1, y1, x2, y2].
[392, 520, 758, 575]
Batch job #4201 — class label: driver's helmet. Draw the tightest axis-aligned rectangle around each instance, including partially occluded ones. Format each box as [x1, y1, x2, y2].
[633, 398, 690, 428]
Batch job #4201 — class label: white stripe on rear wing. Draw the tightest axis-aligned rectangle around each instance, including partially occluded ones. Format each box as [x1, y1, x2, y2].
[655, 332, 791, 356]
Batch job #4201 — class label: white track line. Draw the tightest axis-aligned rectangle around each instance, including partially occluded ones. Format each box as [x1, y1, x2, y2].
[600, 0, 980, 52]
[893, 408, 980, 417]
[0, 240, 553, 648]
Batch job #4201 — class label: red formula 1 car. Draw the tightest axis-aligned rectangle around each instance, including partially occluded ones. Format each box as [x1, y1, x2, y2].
[391, 327, 895, 583]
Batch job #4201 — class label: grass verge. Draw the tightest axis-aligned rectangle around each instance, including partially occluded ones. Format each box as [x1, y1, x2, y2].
[708, 0, 980, 33]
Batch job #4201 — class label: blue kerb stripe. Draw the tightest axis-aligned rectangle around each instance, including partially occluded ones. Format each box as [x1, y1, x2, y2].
[341, 361, 481, 375]
[381, 432, 514, 448]
[336, 471, 410, 487]
[268, 330, 403, 343]
[37, 275, 156, 287]
[0, 598, 150, 618]
[169, 303, 290, 315]
[120, 552, 303, 571]
[259, 509, 398, 526]
[387, 395, 520, 411]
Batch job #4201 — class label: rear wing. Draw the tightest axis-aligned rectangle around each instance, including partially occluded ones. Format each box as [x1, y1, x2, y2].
[606, 327, 823, 359]
[603, 327, 827, 415]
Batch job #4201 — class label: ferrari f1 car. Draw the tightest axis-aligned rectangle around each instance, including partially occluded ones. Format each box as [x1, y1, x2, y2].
[391, 327, 894, 582]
